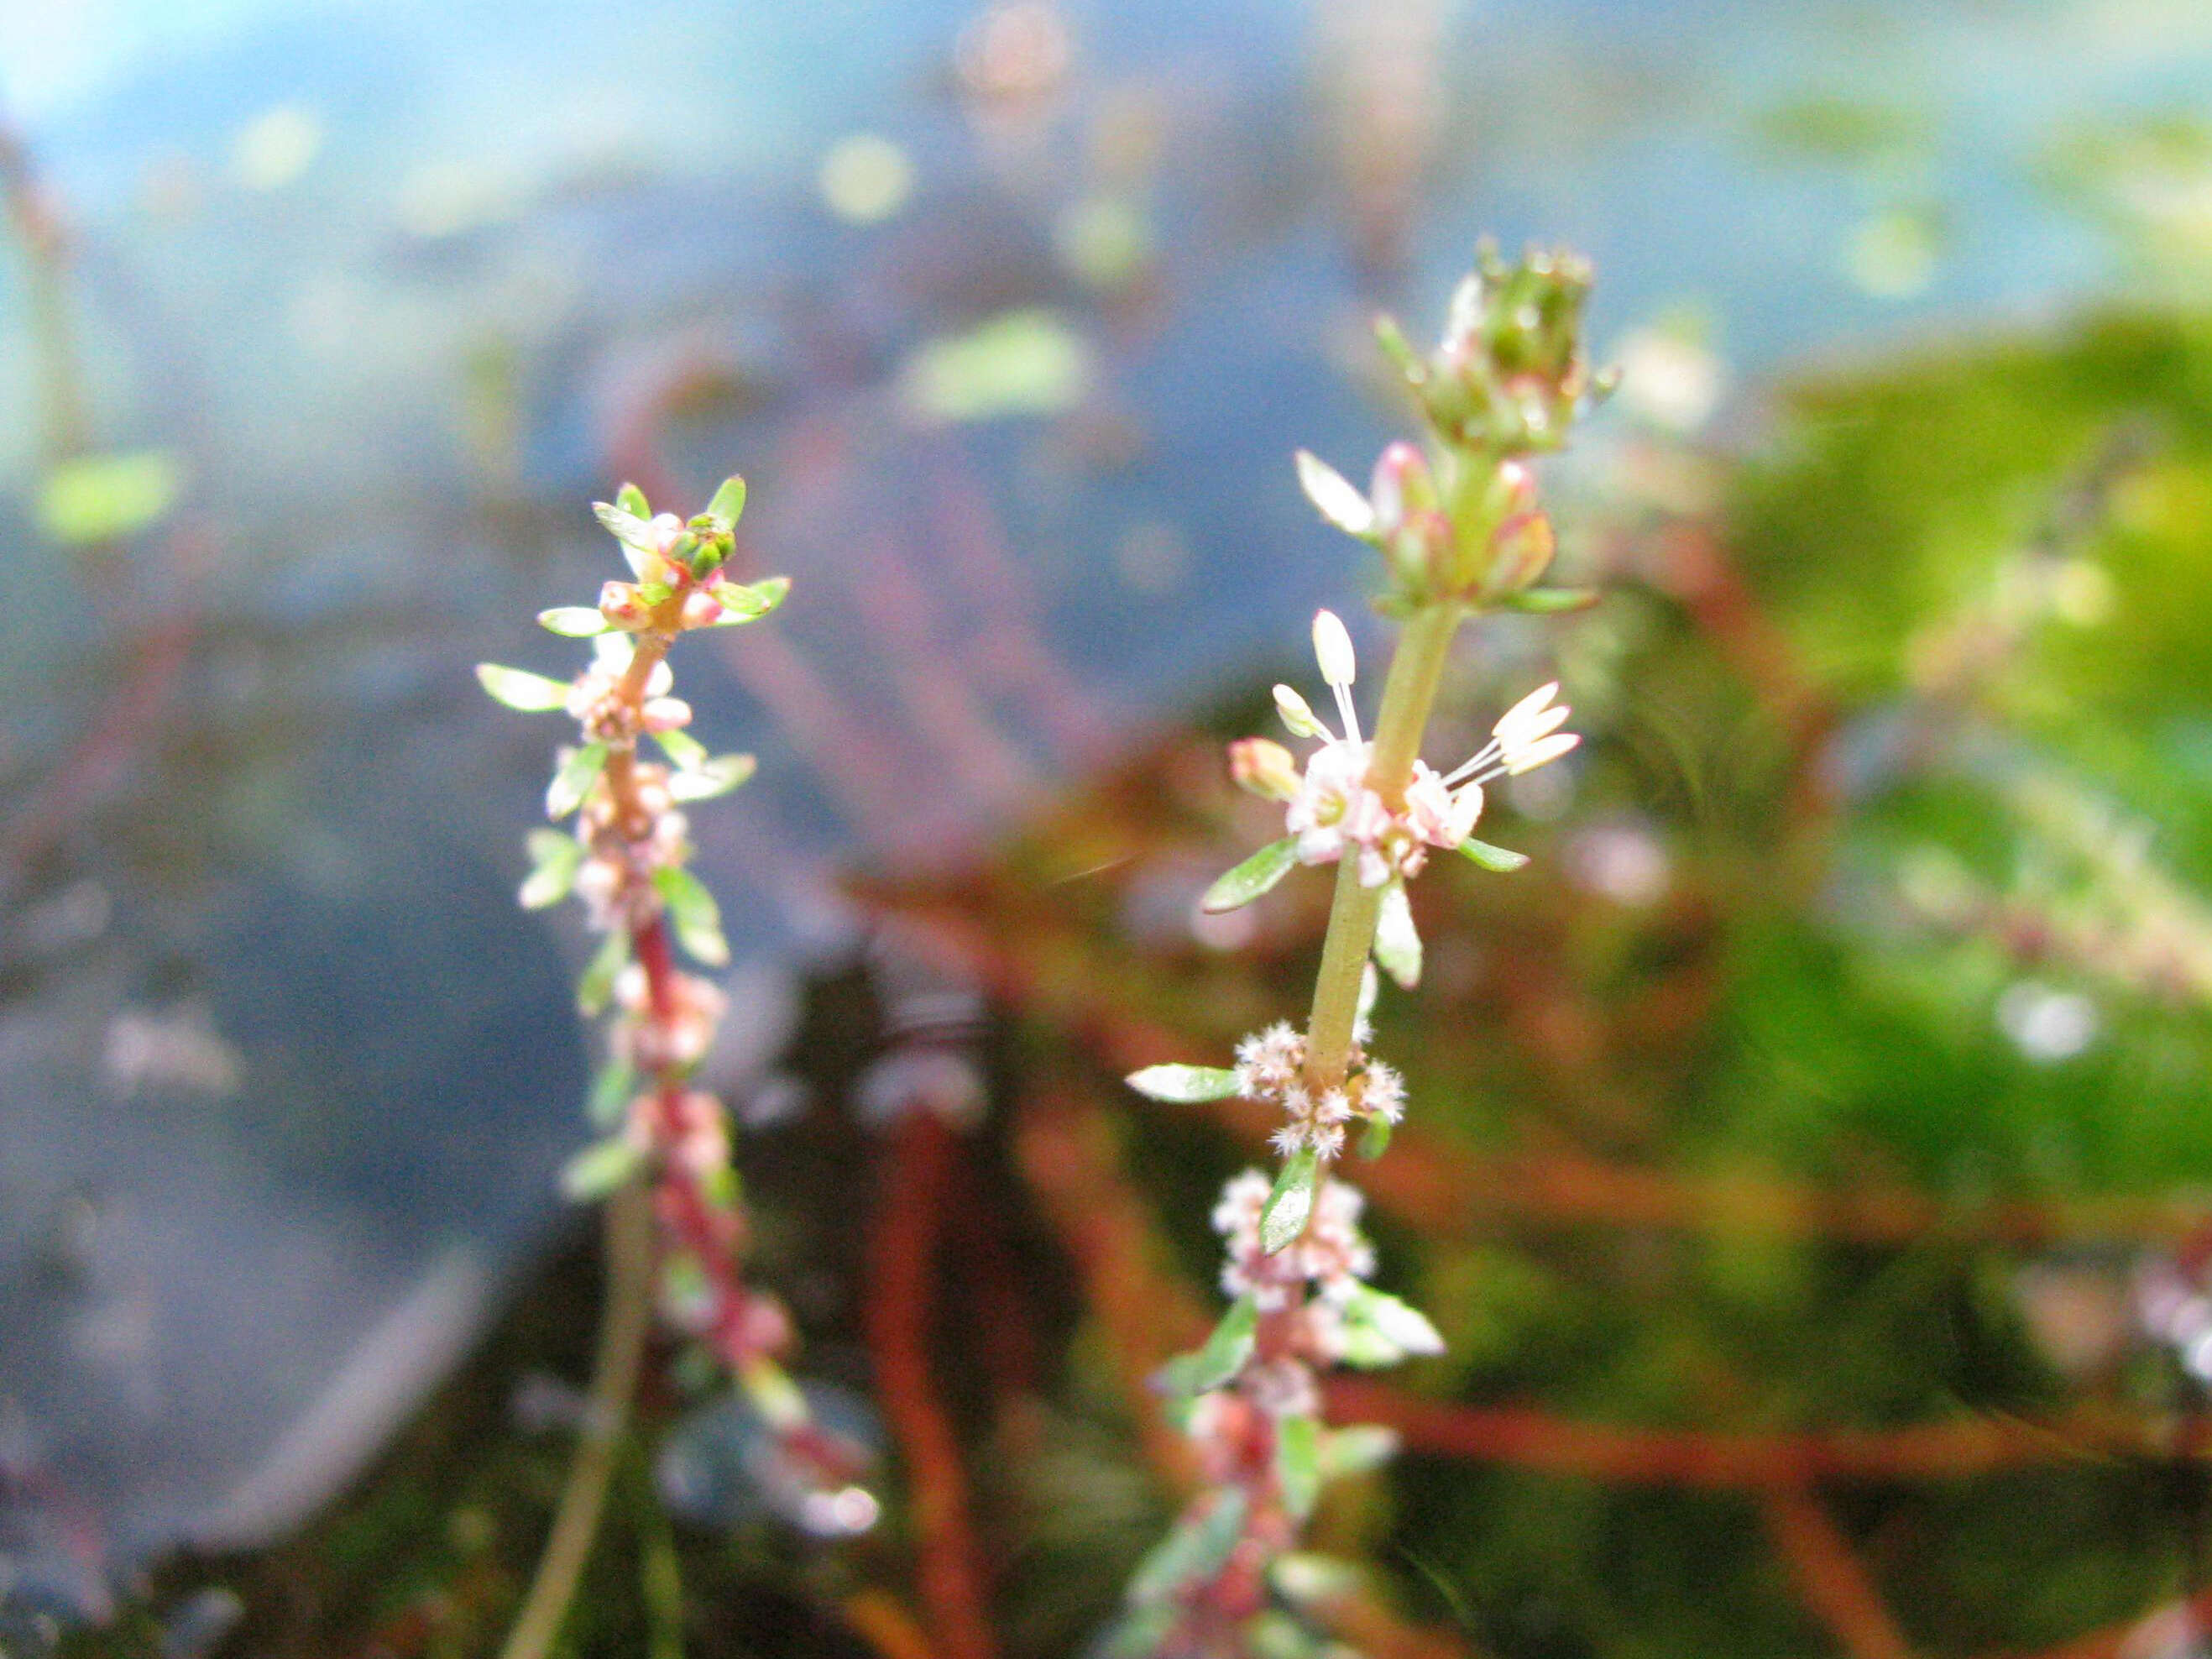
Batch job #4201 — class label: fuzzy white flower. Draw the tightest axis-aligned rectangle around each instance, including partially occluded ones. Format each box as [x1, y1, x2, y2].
[1252, 613, 1579, 889]
[1214, 1169, 1378, 1316]
[1226, 1023, 1409, 1162]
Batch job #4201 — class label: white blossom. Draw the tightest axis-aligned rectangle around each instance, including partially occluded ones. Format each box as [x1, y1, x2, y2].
[1227, 1023, 1409, 1161]
[1249, 615, 1579, 889]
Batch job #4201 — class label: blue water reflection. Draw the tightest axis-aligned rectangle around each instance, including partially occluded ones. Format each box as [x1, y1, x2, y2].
[1, 0, 2205, 1608]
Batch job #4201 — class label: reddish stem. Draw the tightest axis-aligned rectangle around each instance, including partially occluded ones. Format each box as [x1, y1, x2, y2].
[1326, 1376, 2212, 1487]
[1762, 1484, 1916, 1659]
[865, 1114, 999, 1659]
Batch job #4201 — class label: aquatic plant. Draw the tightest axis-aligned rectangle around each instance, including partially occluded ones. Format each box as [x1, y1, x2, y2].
[477, 480, 868, 1659]
[1111, 246, 1609, 1656]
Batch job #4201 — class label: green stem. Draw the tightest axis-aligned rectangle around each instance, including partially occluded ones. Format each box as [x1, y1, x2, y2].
[1302, 600, 1463, 1088]
[499, 1181, 656, 1659]
[630, 1447, 688, 1659]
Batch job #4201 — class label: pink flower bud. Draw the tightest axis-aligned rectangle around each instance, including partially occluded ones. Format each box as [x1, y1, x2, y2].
[1369, 441, 1438, 531]
[648, 513, 687, 556]
[1370, 442, 1452, 594]
[1228, 737, 1301, 803]
[680, 590, 724, 630]
[599, 580, 651, 631]
[1484, 510, 1556, 596]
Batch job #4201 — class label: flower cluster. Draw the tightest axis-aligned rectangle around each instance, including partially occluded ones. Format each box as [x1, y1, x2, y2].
[1212, 1169, 1373, 1314]
[480, 478, 868, 1519]
[1231, 1021, 1403, 1161]
[1111, 1169, 1443, 1651]
[1212, 1170, 1439, 1388]
[609, 960, 725, 1077]
[1220, 608, 1577, 896]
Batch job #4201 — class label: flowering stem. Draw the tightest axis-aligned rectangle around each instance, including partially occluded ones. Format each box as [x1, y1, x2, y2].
[1302, 599, 1463, 1087]
[498, 1180, 656, 1659]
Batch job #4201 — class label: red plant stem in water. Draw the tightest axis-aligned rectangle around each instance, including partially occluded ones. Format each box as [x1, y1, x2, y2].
[865, 1113, 999, 1659]
[1761, 1484, 1915, 1659]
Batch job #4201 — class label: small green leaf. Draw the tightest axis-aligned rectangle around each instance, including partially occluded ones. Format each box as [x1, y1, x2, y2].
[1373, 313, 1421, 380]
[1101, 1605, 1178, 1659]
[37, 450, 181, 545]
[593, 501, 659, 550]
[1456, 836, 1530, 873]
[1335, 1283, 1446, 1368]
[1246, 1612, 1315, 1658]
[546, 742, 608, 819]
[1201, 837, 1299, 913]
[1276, 1414, 1321, 1520]
[1260, 1148, 1320, 1254]
[1315, 1426, 1399, 1480]
[1124, 1489, 1248, 1607]
[560, 1135, 643, 1201]
[654, 728, 708, 770]
[538, 606, 609, 637]
[577, 928, 629, 1018]
[1502, 586, 1600, 614]
[519, 830, 583, 909]
[707, 575, 790, 624]
[705, 474, 747, 525]
[652, 866, 729, 966]
[699, 1160, 741, 1211]
[1358, 1117, 1393, 1159]
[1294, 450, 1377, 539]
[615, 482, 650, 518]
[1158, 1295, 1257, 1398]
[1127, 1064, 1241, 1103]
[1271, 1554, 1363, 1613]
[900, 308, 1094, 423]
[1373, 879, 1421, 990]
[588, 1060, 636, 1129]
[476, 662, 573, 712]
[668, 753, 756, 803]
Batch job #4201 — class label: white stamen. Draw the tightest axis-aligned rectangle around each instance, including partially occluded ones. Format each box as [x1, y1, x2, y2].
[1274, 683, 1330, 741]
[1494, 680, 1561, 741]
[1313, 610, 1357, 688]
[1505, 731, 1581, 774]
[1445, 683, 1577, 786]
[1334, 682, 1363, 747]
[1500, 703, 1571, 756]
[1441, 741, 1502, 788]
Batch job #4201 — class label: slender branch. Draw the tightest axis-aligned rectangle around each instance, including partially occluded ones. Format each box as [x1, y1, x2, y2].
[1013, 1081, 1477, 1658]
[841, 1589, 944, 1659]
[1762, 1484, 1917, 1659]
[499, 1183, 656, 1659]
[1326, 1376, 2212, 1486]
[865, 1113, 999, 1659]
[494, 499, 815, 1659]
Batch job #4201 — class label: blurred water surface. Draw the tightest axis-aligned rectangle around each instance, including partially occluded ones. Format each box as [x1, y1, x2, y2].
[3, 0, 2209, 1610]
